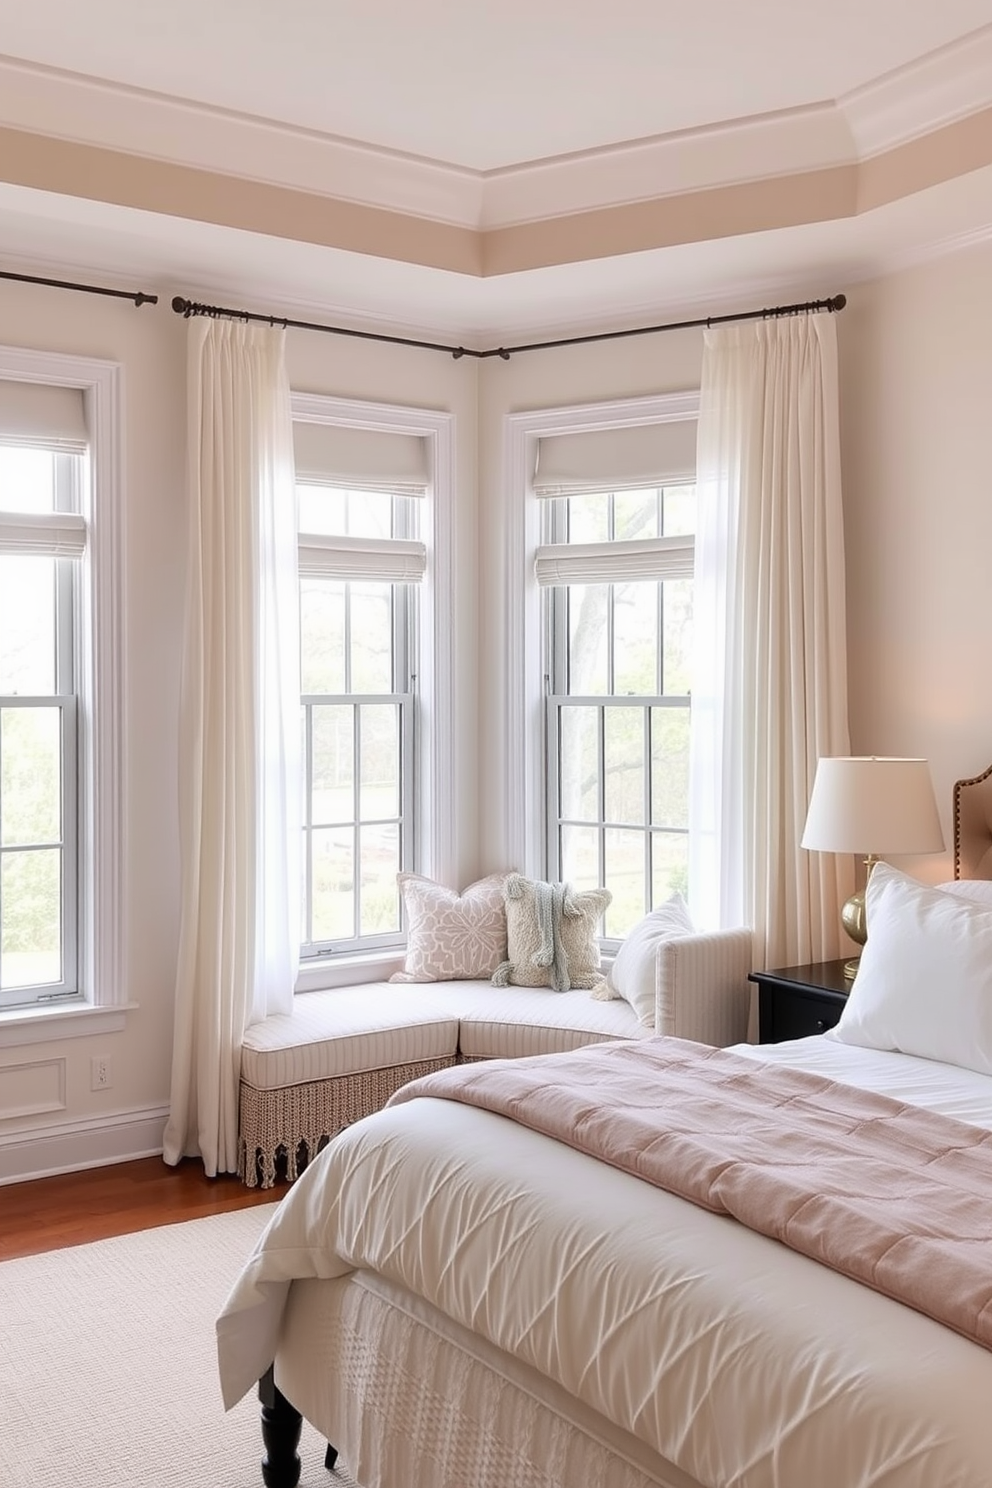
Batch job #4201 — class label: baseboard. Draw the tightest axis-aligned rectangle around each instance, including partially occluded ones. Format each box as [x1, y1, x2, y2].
[0, 1102, 169, 1185]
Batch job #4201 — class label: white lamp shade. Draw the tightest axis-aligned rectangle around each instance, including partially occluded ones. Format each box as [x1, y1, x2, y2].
[801, 757, 944, 856]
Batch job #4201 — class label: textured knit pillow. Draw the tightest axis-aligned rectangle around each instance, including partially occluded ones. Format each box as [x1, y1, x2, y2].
[492, 873, 611, 992]
[601, 893, 695, 1027]
[390, 873, 509, 983]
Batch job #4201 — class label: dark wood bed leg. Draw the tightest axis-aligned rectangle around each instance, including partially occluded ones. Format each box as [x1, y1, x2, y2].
[324, 1442, 339, 1471]
[258, 1365, 303, 1488]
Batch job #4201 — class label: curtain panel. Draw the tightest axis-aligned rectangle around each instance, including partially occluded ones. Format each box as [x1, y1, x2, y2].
[689, 312, 854, 969]
[164, 319, 301, 1177]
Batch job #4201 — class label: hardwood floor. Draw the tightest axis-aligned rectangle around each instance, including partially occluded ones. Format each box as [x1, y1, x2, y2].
[0, 1156, 287, 1262]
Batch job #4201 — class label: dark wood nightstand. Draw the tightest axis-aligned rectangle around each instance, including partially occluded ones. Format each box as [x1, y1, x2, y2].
[749, 960, 852, 1044]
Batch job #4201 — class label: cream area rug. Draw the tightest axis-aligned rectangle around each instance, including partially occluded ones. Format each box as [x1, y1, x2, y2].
[0, 1206, 361, 1488]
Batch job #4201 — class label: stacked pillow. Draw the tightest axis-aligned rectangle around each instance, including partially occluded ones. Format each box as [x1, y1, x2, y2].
[833, 863, 992, 1076]
[390, 870, 612, 991]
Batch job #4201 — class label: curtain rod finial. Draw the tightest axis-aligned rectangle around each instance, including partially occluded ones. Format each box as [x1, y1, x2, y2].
[830, 294, 847, 312]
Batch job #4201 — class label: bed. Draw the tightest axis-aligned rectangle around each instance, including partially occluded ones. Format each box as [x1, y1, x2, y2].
[217, 768, 992, 1488]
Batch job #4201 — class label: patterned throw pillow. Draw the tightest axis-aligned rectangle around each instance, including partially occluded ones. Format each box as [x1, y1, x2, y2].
[492, 873, 611, 992]
[390, 873, 509, 983]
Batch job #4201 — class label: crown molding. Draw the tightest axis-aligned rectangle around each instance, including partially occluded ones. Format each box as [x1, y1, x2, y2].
[2, 31, 992, 237]
[840, 23, 992, 158]
[0, 52, 483, 229]
[481, 104, 855, 228]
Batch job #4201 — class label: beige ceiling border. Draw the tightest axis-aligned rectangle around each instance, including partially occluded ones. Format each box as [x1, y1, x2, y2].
[482, 166, 859, 275]
[0, 126, 481, 276]
[0, 110, 989, 282]
[857, 105, 992, 212]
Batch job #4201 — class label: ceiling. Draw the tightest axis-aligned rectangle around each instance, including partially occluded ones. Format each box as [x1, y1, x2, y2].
[1, 2, 992, 344]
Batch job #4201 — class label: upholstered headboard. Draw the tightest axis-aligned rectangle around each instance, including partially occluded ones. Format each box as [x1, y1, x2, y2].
[954, 764, 992, 879]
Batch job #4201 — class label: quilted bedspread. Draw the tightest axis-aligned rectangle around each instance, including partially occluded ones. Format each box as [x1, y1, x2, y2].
[389, 1036, 992, 1352]
[217, 1035, 992, 1487]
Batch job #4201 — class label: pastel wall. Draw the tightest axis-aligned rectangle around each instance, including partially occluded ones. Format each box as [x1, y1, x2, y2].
[838, 239, 992, 883]
[3, 233, 991, 1180]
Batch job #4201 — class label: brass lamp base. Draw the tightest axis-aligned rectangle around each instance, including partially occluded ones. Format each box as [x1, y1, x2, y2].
[840, 855, 879, 984]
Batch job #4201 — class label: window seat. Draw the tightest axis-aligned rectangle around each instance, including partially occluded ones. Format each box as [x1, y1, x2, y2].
[238, 927, 753, 1188]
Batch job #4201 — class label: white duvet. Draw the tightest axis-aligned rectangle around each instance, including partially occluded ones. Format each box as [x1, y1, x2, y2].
[217, 1037, 992, 1488]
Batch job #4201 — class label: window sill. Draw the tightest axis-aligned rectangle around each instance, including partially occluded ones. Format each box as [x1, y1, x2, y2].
[0, 1001, 138, 1048]
[295, 951, 405, 994]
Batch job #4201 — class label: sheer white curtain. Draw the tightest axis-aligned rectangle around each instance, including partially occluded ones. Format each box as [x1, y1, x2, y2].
[164, 319, 301, 1176]
[689, 312, 853, 969]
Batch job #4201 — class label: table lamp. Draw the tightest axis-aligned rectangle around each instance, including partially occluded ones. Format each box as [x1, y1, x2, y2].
[801, 756, 944, 976]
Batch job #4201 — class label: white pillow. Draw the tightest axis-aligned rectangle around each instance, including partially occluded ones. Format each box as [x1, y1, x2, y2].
[834, 862, 992, 1075]
[935, 879, 992, 909]
[606, 894, 695, 1028]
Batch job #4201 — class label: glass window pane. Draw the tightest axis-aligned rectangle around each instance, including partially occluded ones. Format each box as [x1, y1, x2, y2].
[604, 828, 646, 938]
[652, 830, 689, 905]
[613, 581, 659, 696]
[559, 706, 599, 823]
[604, 708, 645, 827]
[1, 846, 62, 988]
[0, 447, 56, 514]
[566, 585, 609, 695]
[0, 556, 56, 694]
[301, 579, 346, 694]
[1, 706, 61, 845]
[297, 485, 347, 536]
[661, 579, 693, 695]
[560, 823, 600, 894]
[343, 490, 396, 541]
[311, 705, 353, 826]
[613, 489, 659, 541]
[662, 484, 695, 536]
[310, 827, 355, 941]
[297, 486, 401, 539]
[566, 493, 609, 544]
[359, 823, 400, 935]
[651, 707, 690, 829]
[350, 583, 393, 694]
[359, 704, 399, 821]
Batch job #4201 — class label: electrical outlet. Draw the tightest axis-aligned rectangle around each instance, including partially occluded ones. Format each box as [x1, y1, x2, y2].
[91, 1055, 112, 1091]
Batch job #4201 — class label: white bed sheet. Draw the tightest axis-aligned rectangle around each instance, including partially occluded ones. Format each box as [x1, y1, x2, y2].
[733, 1032, 992, 1125]
[218, 1036, 992, 1488]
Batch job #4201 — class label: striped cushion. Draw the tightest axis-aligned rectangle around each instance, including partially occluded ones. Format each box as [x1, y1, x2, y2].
[240, 985, 460, 1091]
[427, 982, 646, 1059]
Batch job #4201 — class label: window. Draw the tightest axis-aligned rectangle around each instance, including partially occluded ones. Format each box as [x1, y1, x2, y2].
[505, 394, 698, 945]
[291, 397, 454, 979]
[0, 444, 81, 1006]
[541, 483, 694, 942]
[0, 355, 123, 1033]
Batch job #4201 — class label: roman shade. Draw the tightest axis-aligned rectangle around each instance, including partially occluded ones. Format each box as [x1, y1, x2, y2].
[533, 419, 696, 497]
[298, 532, 426, 583]
[0, 379, 88, 452]
[294, 421, 429, 495]
[0, 510, 87, 557]
[534, 533, 693, 586]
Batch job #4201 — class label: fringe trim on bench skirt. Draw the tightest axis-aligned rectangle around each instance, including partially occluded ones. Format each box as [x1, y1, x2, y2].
[238, 1055, 459, 1189]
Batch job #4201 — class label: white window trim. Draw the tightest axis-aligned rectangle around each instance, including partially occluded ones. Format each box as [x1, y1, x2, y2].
[503, 391, 699, 877]
[291, 393, 456, 990]
[0, 344, 128, 1045]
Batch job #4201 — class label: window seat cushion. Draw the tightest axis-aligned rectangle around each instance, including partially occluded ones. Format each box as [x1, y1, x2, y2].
[240, 983, 461, 1092]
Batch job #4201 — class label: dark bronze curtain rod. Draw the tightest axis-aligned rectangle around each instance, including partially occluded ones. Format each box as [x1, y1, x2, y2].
[0, 267, 157, 307]
[171, 292, 847, 360]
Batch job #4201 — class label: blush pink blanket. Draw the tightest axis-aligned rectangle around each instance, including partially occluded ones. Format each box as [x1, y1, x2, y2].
[389, 1037, 992, 1351]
